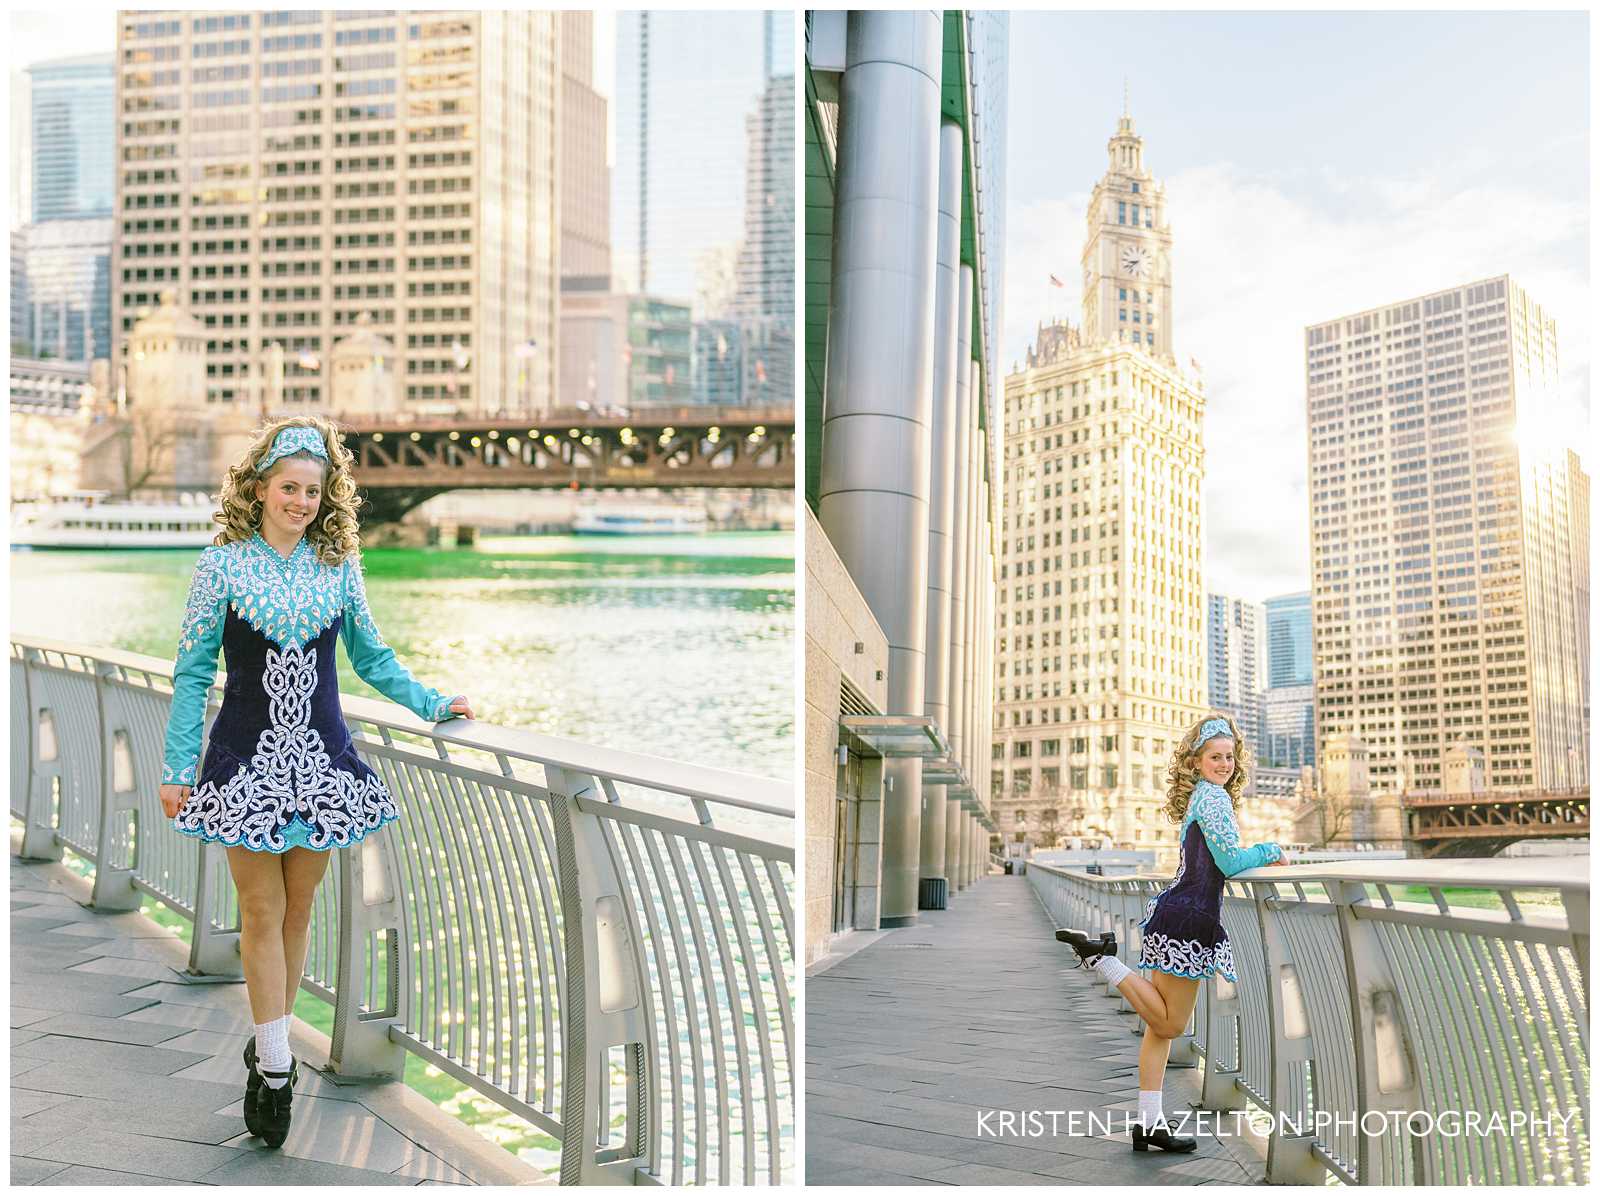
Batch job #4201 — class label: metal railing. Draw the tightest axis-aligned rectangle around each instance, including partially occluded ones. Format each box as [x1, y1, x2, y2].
[10, 636, 795, 1186]
[1027, 856, 1589, 1185]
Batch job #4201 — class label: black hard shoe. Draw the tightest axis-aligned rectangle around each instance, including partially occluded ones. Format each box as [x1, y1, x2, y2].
[1132, 1119, 1198, 1152]
[256, 1056, 300, 1149]
[242, 1039, 265, 1138]
[1056, 927, 1118, 968]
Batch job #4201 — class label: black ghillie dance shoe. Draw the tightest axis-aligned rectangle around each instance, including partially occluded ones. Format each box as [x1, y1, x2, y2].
[242, 1038, 265, 1138]
[256, 1056, 300, 1149]
[1056, 927, 1118, 968]
[1132, 1119, 1198, 1152]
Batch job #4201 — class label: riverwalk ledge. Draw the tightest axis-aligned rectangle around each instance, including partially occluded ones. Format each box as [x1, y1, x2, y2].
[1029, 854, 1588, 1185]
[807, 855, 1587, 1187]
[11, 636, 796, 1186]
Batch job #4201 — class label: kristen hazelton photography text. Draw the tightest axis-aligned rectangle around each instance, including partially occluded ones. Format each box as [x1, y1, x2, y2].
[803, 6, 1588, 1191]
[10, 6, 795, 1188]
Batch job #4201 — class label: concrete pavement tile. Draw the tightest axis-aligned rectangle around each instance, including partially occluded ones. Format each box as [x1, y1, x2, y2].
[23, 1011, 191, 1046]
[806, 1163, 952, 1186]
[12, 989, 158, 1019]
[33, 1164, 201, 1185]
[213, 1092, 421, 1172]
[122, 1003, 254, 1034]
[9, 1156, 72, 1184]
[199, 1150, 421, 1185]
[17, 1093, 248, 1147]
[11, 1060, 245, 1110]
[13, 1033, 211, 1074]
[9, 971, 159, 996]
[61, 955, 176, 982]
[391, 1152, 476, 1184]
[117, 980, 250, 1009]
[8, 1089, 75, 1119]
[21, 1126, 240, 1180]
[51, 916, 185, 940]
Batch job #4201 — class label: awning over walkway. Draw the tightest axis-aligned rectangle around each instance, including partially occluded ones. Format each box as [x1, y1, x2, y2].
[838, 714, 947, 760]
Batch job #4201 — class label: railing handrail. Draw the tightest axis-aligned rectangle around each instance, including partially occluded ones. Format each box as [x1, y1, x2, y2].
[1028, 856, 1590, 893]
[12, 632, 797, 1185]
[10, 633, 794, 821]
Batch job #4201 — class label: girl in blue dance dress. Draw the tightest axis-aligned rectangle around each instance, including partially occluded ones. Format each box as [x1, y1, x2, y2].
[156, 416, 473, 1149]
[1058, 714, 1287, 1153]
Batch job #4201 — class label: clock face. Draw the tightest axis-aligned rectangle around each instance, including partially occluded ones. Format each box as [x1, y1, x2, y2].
[1120, 245, 1152, 279]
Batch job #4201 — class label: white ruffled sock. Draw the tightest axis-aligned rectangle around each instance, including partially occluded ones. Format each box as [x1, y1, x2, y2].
[255, 1016, 292, 1087]
[1090, 954, 1132, 987]
[1138, 1089, 1166, 1131]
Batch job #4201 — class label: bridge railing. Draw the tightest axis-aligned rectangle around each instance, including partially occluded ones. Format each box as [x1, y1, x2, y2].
[10, 635, 795, 1187]
[1026, 856, 1588, 1186]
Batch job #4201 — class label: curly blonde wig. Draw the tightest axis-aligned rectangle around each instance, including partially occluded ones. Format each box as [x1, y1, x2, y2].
[1161, 712, 1252, 824]
[214, 415, 362, 566]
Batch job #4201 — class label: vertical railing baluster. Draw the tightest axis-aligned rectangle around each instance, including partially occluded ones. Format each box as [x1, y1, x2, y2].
[19, 647, 64, 862]
[90, 660, 140, 911]
[187, 839, 243, 977]
[545, 765, 650, 1186]
[1331, 878, 1429, 1185]
[327, 829, 407, 1079]
[1254, 880, 1326, 1183]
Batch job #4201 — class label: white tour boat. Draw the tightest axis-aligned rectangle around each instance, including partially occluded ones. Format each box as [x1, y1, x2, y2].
[11, 492, 218, 550]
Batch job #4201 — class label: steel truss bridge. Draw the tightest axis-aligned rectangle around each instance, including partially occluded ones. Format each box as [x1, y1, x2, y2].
[337, 407, 794, 524]
[1402, 786, 1590, 858]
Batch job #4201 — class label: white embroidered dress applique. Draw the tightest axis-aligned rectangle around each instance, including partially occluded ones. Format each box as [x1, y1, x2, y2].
[174, 640, 396, 852]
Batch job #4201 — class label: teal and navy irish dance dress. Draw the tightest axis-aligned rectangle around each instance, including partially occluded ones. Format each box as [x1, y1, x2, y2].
[161, 533, 462, 853]
[1136, 780, 1282, 981]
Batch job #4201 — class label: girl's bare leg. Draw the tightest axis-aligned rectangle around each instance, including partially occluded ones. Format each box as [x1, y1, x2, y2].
[1139, 1022, 1176, 1091]
[226, 846, 288, 1025]
[279, 847, 332, 1017]
[1108, 967, 1201, 1040]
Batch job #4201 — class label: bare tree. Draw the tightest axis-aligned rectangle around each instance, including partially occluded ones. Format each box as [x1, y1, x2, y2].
[1302, 788, 1355, 848]
[116, 405, 182, 497]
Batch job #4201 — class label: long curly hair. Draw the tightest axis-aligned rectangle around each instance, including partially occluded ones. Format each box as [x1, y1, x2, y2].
[1161, 712, 1251, 824]
[214, 415, 361, 565]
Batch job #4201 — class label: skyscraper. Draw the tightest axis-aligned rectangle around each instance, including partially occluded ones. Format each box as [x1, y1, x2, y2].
[1306, 276, 1588, 791]
[559, 11, 610, 286]
[994, 111, 1206, 855]
[29, 54, 114, 222]
[17, 54, 116, 365]
[1207, 593, 1266, 751]
[112, 11, 560, 415]
[732, 69, 795, 406]
[18, 218, 114, 362]
[613, 11, 771, 305]
[1568, 450, 1590, 754]
[1265, 591, 1313, 687]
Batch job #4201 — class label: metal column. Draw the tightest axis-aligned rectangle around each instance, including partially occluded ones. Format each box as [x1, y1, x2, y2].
[818, 10, 942, 927]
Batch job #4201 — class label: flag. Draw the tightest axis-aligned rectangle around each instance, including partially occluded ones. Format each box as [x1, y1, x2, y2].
[297, 351, 320, 371]
[1049, 274, 1065, 289]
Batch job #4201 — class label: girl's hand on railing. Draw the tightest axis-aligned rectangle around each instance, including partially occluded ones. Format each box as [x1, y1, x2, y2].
[159, 784, 190, 818]
[449, 696, 475, 720]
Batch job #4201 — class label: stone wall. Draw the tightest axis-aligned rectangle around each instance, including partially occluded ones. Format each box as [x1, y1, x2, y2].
[804, 504, 888, 967]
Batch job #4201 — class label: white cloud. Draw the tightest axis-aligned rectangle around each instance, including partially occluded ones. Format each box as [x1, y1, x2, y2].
[1002, 159, 1590, 605]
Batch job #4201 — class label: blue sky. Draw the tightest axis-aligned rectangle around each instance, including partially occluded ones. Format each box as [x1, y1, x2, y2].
[1001, 9, 1590, 603]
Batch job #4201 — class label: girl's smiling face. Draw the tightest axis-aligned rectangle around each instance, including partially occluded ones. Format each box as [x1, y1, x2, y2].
[1197, 736, 1236, 786]
[254, 456, 323, 542]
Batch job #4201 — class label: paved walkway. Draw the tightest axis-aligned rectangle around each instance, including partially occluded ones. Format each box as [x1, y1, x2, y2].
[805, 874, 1266, 1186]
[10, 845, 548, 1187]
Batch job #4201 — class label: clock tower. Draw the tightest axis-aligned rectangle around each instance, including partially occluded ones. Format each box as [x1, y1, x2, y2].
[1080, 109, 1174, 362]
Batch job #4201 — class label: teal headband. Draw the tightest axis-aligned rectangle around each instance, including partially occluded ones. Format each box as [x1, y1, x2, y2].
[257, 426, 329, 475]
[1197, 717, 1233, 746]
